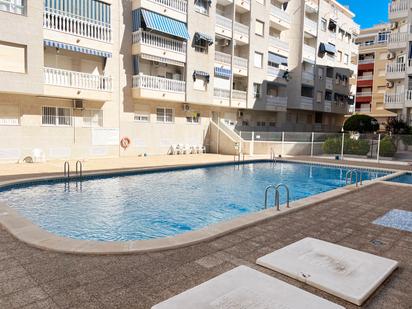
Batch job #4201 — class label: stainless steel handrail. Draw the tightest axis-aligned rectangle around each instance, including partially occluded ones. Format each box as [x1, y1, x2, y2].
[275, 184, 290, 211]
[63, 161, 70, 178]
[345, 169, 362, 187]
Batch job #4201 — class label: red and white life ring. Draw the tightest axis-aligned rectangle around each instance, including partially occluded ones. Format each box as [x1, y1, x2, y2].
[120, 137, 131, 149]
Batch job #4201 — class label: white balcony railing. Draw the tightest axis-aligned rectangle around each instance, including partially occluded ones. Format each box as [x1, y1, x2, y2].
[133, 29, 186, 54]
[232, 89, 247, 100]
[357, 75, 374, 80]
[234, 22, 249, 36]
[388, 32, 409, 45]
[0, 0, 24, 14]
[389, 0, 410, 16]
[386, 62, 406, 74]
[269, 36, 289, 51]
[215, 51, 231, 64]
[43, 8, 112, 43]
[384, 92, 405, 106]
[214, 88, 230, 98]
[270, 5, 291, 24]
[304, 17, 317, 34]
[148, 0, 188, 14]
[356, 92, 372, 97]
[302, 71, 315, 82]
[216, 14, 232, 30]
[133, 74, 185, 92]
[44, 67, 112, 91]
[356, 107, 372, 113]
[303, 44, 316, 58]
[233, 56, 248, 68]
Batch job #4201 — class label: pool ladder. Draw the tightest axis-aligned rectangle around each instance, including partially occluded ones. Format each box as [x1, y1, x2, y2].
[63, 160, 83, 179]
[270, 148, 277, 165]
[264, 183, 290, 211]
[345, 169, 362, 187]
[234, 152, 245, 163]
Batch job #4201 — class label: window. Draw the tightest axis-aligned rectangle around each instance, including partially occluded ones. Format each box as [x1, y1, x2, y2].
[186, 112, 201, 124]
[0, 104, 19, 126]
[344, 53, 349, 65]
[253, 83, 261, 98]
[257, 121, 266, 127]
[134, 113, 150, 122]
[242, 120, 249, 126]
[194, 0, 209, 14]
[254, 52, 263, 68]
[269, 122, 276, 127]
[83, 110, 103, 127]
[42, 106, 72, 126]
[255, 20, 264, 36]
[318, 68, 324, 79]
[156, 108, 173, 123]
[338, 28, 345, 40]
[328, 19, 337, 33]
[325, 91, 332, 101]
[316, 91, 322, 103]
[0, 42, 26, 73]
[0, 0, 25, 15]
[194, 39, 208, 53]
[338, 51, 343, 62]
[321, 18, 327, 31]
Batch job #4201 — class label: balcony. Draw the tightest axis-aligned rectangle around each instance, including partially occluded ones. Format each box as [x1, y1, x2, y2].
[132, 30, 186, 63]
[0, 0, 24, 14]
[388, 31, 409, 50]
[132, 74, 186, 102]
[358, 59, 374, 71]
[384, 92, 405, 109]
[234, 22, 249, 44]
[324, 100, 332, 112]
[215, 51, 231, 65]
[386, 62, 406, 80]
[44, 67, 112, 101]
[267, 67, 287, 84]
[214, 88, 230, 107]
[305, 0, 318, 13]
[302, 71, 314, 86]
[304, 17, 317, 37]
[266, 95, 287, 112]
[43, 9, 112, 43]
[268, 36, 289, 57]
[300, 96, 314, 110]
[216, 14, 232, 38]
[355, 106, 372, 113]
[235, 0, 250, 12]
[232, 90, 247, 108]
[233, 56, 248, 76]
[270, 5, 291, 30]
[389, 0, 410, 20]
[134, 0, 187, 22]
[303, 44, 316, 62]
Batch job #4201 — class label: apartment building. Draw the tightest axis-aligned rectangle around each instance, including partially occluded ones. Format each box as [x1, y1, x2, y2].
[354, 24, 396, 128]
[385, 0, 412, 125]
[0, 0, 358, 162]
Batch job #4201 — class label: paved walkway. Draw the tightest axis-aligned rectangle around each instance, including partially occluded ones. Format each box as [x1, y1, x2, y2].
[0, 183, 411, 308]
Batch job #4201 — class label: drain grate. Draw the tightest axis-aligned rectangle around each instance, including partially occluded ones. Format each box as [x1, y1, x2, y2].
[370, 239, 384, 246]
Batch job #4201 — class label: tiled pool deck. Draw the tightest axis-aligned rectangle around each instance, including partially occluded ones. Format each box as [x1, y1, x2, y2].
[0, 182, 410, 308]
[0, 156, 411, 308]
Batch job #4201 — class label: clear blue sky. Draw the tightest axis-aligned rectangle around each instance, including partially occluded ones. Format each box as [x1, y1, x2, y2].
[338, 0, 388, 29]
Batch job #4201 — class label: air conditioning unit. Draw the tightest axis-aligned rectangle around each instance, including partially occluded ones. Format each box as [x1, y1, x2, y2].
[73, 99, 84, 110]
[238, 110, 244, 118]
[387, 81, 394, 88]
[182, 104, 191, 112]
[390, 22, 398, 30]
[387, 52, 396, 60]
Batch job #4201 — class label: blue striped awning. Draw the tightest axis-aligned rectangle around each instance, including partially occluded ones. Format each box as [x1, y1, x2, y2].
[214, 67, 231, 78]
[133, 9, 189, 40]
[44, 40, 112, 58]
[268, 52, 288, 66]
[44, 0, 111, 25]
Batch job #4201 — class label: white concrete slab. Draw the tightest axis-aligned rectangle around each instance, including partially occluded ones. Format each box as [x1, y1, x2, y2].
[152, 266, 344, 309]
[256, 238, 399, 306]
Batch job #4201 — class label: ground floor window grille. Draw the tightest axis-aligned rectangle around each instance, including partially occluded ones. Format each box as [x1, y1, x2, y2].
[42, 106, 72, 126]
[134, 113, 150, 122]
[156, 108, 173, 123]
[83, 109, 103, 127]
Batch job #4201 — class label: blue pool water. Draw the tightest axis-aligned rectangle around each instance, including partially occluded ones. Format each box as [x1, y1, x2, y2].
[0, 162, 389, 241]
[387, 173, 412, 184]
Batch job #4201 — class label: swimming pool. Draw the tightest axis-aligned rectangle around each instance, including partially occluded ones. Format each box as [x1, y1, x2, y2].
[0, 161, 389, 241]
[386, 173, 412, 185]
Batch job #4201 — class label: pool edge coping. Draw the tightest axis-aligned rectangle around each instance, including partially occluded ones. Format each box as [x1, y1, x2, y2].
[0, 159, 406, 255]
